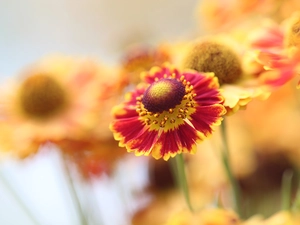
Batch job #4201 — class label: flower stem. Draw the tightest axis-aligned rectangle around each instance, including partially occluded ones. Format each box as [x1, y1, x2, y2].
[281, 170, 293, 211]
[292, 178, 300, 211]
[220, 119, 242, 218]
[61, 154, 89, 225]
[0, 171, 40, 225]
[174, 154, 194, 212]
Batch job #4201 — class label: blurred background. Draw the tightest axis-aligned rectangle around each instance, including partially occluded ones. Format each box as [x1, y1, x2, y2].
[0, 0, 200, 78]
[0, 0, 199, 224]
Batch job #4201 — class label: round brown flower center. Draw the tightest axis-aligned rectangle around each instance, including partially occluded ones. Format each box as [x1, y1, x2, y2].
[136, 75, 196, 130]
[183, 41, 242, 85]
[142, 78, 186, 113]
[287, 17, 300, 47]
[19, 74, 67, 120]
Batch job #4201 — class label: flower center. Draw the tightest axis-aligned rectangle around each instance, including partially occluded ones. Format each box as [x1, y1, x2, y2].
[136, 75, 196, 131]
[142, 78, 186, 113]
[183, 41, 242, 85]
[287, 17, 300, 47]
[19, 74, 67, 120]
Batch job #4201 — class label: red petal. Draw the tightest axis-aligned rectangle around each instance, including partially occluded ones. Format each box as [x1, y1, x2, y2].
[128, 128, 159, 154]
[190, 105, 224, 136]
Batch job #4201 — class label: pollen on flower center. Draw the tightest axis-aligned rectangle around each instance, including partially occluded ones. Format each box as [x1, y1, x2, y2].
[19, 74, 67, 119]
[136, 75, 196, 131]
[183, 41, 242, 85]
[142, 78, 186, 113]
[287, 16, 300, 47]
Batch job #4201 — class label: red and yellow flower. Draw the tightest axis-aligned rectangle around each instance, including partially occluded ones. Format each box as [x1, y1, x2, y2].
[110, 64, 226, 160]
[247, 13, 300, 88]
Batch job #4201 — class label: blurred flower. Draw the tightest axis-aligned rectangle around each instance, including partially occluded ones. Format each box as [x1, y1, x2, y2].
[164, 208, 240, 225]
[182, 36, 270, 115]
[110, 63, 226, 160]
[56, 138, 127, 180]
[50, 57, 128, 179]
[121, 45, 171, 85]
[0, 55, 123, 158]
[197, 0, 300, 33]
[247, 13, 300, 88]
[243, 211, 300, 225]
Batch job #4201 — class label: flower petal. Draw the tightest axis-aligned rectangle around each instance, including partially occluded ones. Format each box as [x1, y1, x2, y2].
[190, 105, 225, 136]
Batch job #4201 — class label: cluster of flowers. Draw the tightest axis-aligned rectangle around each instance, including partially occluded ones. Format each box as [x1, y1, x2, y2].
[2, 0, 300, 224]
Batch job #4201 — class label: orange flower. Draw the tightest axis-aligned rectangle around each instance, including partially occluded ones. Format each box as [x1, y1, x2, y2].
[121, 45, 170, 85]
[0, 55, 123, 158]
[164, 208, 240, 225]
[243, 211, 300, 225]
[197, 0, 300, 33]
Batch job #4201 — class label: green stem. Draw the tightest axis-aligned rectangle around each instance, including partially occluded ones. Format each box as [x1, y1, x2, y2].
[0, 171, 40, 225]
[292, 179, 300, 211]
[174, 154, 194, 212]
[281, 170, 293, 211]
[220, 119, 242, 218]
[61, 154, 89, 225]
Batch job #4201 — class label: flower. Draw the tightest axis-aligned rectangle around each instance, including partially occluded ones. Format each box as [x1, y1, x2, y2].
[0, 55, 122, 158]
[243, 211, 300, 225]
[247, 22, 293, 86]
[121, 45, 170, 85]
[53, 71, 127, 179]
[56, 138, 127, 180]
[110, 64, 226, 160]
[247, 13, 300, 88]
[164, 208, 240, 225]
[182, 36, 271, 115]
[197, 0, 300, 33]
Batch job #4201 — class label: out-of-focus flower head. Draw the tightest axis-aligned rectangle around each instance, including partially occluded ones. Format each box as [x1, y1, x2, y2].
[48, 56, 128, 179]
[197, 0, 300, 33]
[0, 55, 123, 158]
[247, 13, 300, 88]
[121, 44, 171, 85]
[57, 138, 127, 180]
[164, 208, 240, 225]
[242, 211, 300, 225]
[110, 63, 226, 160]
[182, 35, 271, 115]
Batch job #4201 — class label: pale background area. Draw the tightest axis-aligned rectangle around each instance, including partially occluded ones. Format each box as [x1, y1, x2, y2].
[0, 0, 200, 224]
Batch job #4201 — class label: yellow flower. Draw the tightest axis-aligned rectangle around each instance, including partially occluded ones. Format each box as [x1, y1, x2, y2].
[243, 211, 300, 225]
[121, 44, 171, 85]
[164, 208, 240, 225]
[197, 0, 300, 33]
[0, 55, 123, 158]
